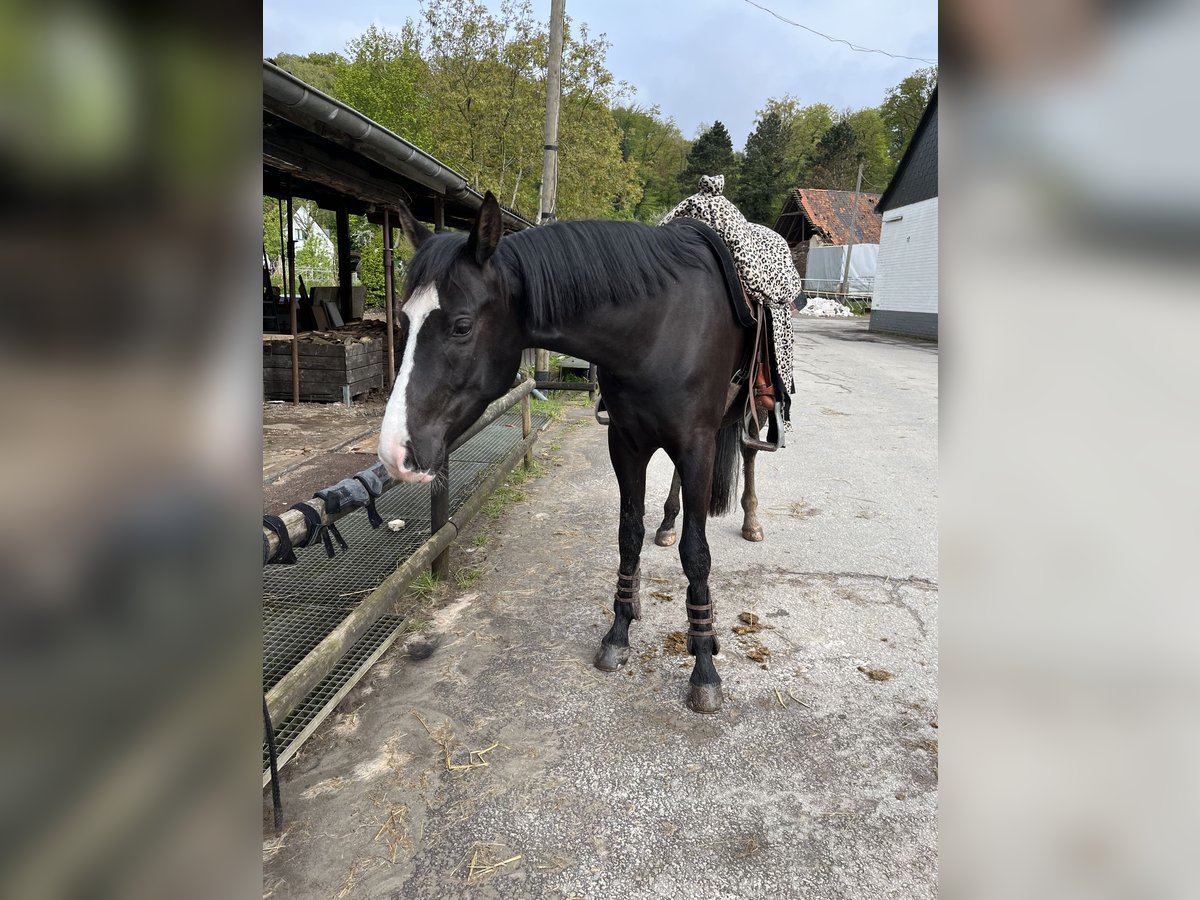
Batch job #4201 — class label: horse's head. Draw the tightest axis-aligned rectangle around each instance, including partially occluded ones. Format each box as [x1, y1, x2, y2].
[379, 193, 523, 482]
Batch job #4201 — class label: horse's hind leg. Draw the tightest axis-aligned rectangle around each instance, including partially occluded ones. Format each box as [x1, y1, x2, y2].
[595, 426, 652, 672]
[741, 429, 765, 543]
[654, 469, 682, 547]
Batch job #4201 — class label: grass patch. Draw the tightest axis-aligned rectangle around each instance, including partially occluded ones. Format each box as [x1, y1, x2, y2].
[530, 395, 568, 421]
[408, 570, 441, 600]
[470, 531, 489, 548]
[482, 482, 527, 520]
[455, 567, 484, 589]
[511, 457, 546, 484]
[479, 455, 550, 520]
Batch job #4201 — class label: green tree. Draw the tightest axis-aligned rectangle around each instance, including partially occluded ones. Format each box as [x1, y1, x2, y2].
[845, 107, 894, 192]
[555, 20, 642, 219]
[274, 52, 343, 94]
[353, 215, 416, 308]
[678, 121, 738, 195]
[612, 104, 688, 220]
[262, 197, 283, 274]
[804, 119, 858, 189]
[261, 198, 336, 287]
[734, 110, 791, 224]
[881, 66, 937, 160]
[334, 24, 432, 148]
[757, 97, 834, 183]
[411, 0, 638, 220]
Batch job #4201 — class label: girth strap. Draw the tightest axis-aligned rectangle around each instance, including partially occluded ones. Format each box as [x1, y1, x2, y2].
[742, 306, 787, 453]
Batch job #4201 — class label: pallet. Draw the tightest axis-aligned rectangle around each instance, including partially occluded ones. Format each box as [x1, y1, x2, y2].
[263, 335, 390, 402]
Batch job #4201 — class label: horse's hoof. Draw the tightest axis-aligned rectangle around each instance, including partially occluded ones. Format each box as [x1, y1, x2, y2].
[655, 529, 677, 547]
[594, 643, 630, 672]
[687, 683, 724, 714]
[741, 526, 765, 542]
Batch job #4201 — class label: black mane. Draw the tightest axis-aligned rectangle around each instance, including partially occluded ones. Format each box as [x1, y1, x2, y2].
[497, 220, 711, 329]
[404, 219, 712, 328]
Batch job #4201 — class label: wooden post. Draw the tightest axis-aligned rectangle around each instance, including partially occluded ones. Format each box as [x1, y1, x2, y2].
[336, 207, 352, 321]
[382, 210, 395, 387]
[587, 363, 597, 403]
[534, 0, 565, 388]
[286, 191, 299, 405]
[538, 0, 565, 225]
[430, 458, 450, 580]
[522, 390, 534, 470]
[433, 195, 445, 233]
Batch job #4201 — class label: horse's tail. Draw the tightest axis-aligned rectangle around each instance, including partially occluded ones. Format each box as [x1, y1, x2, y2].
[709, 421, 741, 517]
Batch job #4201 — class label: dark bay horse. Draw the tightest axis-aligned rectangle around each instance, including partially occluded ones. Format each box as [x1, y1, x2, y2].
[379, 193, 770, 713]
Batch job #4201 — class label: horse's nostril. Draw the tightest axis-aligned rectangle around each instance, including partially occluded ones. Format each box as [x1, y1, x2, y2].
[381, 442, 408, 474]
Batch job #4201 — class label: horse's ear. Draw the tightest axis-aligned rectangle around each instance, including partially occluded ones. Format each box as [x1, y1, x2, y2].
[466, 191, 503, 265]
[395, 203, 432, 250]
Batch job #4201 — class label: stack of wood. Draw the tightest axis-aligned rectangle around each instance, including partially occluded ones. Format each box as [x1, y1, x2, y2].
[263, 320, 392, 402]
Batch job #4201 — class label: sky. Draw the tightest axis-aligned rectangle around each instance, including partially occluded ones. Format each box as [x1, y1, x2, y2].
[263, 0, 937, 148]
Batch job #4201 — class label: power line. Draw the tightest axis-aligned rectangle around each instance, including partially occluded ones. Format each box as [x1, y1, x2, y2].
[740, 0, 938, 65]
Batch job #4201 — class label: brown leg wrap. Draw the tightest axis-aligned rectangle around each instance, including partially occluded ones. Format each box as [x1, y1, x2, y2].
[614, 567, 642, 620]
[685, 601, 720, 655]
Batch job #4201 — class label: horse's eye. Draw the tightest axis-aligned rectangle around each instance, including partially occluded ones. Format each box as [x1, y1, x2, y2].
[452, 318, 473, 337]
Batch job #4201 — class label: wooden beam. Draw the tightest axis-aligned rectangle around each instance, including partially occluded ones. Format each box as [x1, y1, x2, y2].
[336, 208, 352, 321]
[383, 210, 395, 388]
[286, 191, 299, 406]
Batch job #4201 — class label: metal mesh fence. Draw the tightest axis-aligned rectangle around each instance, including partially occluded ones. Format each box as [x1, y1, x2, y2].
[262, 408, 548, 777]
[262, 614, 406, 777]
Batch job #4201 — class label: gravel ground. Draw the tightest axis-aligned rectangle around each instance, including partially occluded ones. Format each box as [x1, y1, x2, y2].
[263, 315, 938, 899]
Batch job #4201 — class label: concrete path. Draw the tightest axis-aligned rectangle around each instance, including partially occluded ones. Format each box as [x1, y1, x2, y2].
[263, 316, 938, 899]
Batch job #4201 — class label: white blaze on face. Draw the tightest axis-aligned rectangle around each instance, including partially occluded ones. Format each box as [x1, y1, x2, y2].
[379, 283, 440, 481]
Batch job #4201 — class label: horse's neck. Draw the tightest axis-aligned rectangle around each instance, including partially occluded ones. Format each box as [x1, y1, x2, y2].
[522, 305, 638, 373]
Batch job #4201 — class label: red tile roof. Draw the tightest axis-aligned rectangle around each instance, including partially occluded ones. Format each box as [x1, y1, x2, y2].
[788, 188, 883, 245]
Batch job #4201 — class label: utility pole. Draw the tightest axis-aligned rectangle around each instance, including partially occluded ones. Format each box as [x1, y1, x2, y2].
[535, 0, 565, 385]
[839, 159, 864, 297]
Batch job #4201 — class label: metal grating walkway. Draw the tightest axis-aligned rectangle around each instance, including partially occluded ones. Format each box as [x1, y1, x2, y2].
[263, 409, 548, 777]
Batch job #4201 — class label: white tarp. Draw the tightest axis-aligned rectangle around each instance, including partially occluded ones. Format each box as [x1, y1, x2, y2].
[798, 296, 854, 317]
[803, 243, 879, 294]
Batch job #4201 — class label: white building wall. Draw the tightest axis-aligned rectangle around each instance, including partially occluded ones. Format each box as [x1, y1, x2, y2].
[872, 196, 938, 314]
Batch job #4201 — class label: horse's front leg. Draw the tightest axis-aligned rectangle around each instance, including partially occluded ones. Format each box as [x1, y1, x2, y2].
[595, 426, 651, 672]
[654, 469, 682, 547]
[677, 443, 723, 713]
[741, 424, 764, 543]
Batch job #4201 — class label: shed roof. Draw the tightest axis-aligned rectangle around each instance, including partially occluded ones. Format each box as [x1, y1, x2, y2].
[773, 188, 882, 246]
[262, 61, 533, 232]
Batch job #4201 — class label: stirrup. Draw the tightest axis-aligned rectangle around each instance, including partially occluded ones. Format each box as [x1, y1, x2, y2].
[595, 393, 610, 426]
[742, 403, 786, 452]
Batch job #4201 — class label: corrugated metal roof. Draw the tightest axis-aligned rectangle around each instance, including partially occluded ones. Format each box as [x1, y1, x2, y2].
[784, 189, 883, 245]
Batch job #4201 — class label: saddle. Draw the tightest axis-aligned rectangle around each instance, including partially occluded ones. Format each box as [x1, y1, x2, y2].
[672, 218, 786, 452]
